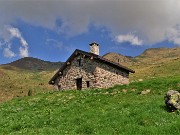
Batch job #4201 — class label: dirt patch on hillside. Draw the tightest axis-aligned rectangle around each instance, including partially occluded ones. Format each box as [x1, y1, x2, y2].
[0, 70, 6, 76]
[0, 91, 14, 103]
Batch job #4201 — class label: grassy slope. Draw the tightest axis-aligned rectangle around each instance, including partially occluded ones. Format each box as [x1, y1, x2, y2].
[103, 52, 135, 67]
[0, 76, 180, 134]
[0, 66, 55, 102]
[130, 58, 180, 80]
[103, 48, 180, 80]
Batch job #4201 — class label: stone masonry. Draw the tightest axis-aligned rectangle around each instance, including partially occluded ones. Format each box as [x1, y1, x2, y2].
[54, 54, 129, 90]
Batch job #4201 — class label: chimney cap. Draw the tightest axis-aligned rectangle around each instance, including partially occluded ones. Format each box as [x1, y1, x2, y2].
[89, 42, 99, 46]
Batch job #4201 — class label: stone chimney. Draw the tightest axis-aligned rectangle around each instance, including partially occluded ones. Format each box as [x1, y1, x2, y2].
[90, 42, 99, 55]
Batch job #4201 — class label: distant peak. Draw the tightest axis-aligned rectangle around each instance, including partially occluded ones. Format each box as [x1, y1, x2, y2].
[3, 57, 63, 71]
[103, 52, 134, 67]
[139, 47, 180, 57]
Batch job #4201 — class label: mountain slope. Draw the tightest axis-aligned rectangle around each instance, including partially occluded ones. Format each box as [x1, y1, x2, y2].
[0, 76, 180, 134]
[2, 57, 63, 71]
[0, 57, 63, 102]
[135, 47, 180, 65]
[0, 66, 56, 102]
[137, 47, 180, 58]
[103, 47, 180, 80]
[103, 52, 135, 67]
[103, 48, 180, 66]
[131, 47, 180, 79]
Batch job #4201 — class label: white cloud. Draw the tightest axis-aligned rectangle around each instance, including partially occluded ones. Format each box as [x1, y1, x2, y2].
[7, 26, 29, 57]
[0, 25, 29, 58]
[115, 33, 143, 46]
[3, 47, 16, 58]
[0, 0, 180, 44]
[46, 38, 74, 52]
[166, 25, 180, 45]
[19, 46, 28, 57]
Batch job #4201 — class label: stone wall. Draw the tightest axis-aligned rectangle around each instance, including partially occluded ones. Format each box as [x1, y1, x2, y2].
[94, 63, 129, 88]
[54, 54, 129, 90]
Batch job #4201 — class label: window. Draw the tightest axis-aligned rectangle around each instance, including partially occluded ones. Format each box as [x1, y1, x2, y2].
[78, 58, 82, 66]
[86, 81, 90, 88]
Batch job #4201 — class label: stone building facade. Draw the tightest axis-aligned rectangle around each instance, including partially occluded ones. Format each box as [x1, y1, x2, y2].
[49, 43, 135, 90]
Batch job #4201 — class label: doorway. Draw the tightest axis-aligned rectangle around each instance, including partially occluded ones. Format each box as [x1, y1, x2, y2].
[76, 78, 82, 90]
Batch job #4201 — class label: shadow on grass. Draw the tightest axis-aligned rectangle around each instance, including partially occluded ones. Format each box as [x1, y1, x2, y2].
[160, 105, 178, 113]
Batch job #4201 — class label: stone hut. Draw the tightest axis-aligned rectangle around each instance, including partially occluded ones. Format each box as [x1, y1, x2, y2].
[49, 42, 135, 90]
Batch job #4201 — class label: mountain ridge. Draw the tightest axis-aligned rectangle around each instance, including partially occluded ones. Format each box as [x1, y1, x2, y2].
[1, 57, 63, 71]
[103, 47, 180, 65]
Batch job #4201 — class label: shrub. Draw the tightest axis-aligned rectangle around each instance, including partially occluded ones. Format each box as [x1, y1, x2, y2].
[28, 89, 32, 96]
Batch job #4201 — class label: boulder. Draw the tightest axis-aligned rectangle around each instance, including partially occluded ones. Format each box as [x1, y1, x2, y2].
[138, 79, 143, 82]
[141, 89, 151, 95]
[164, 90, 180, 111]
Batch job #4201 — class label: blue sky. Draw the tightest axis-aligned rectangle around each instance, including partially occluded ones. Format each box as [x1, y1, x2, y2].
[0, 0, 180, 64]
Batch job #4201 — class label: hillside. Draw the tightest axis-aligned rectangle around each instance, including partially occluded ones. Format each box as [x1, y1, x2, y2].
[104, 47, 180, 80]
[1, 57, 63, 71]
[132, 47, 180, 80]
[0, 57, 63, 102]
[135, 47, 180, 65]
[103, 47, 180, 66]
[137, 47, 180, 58]
[103, 52, 135, 67]
[0, 66, 56, 102]
[0, 76, 180, 134]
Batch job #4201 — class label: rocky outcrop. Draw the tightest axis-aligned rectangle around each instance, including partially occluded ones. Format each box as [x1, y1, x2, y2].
[165, 90, 180, 111]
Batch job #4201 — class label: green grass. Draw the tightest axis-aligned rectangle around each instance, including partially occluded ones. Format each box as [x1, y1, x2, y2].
[0, 76, 180, 134]
[0, 66, 54, 102]
[130, 58, 180, 80]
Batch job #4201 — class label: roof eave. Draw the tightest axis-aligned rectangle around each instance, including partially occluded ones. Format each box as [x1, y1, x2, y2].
[49, 49, 80, 85]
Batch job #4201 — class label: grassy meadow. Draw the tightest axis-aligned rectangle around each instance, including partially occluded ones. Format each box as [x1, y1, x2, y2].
[0, 48, 180, 134]
[0, 76, 180, 134]
[0, 65, 54, 102]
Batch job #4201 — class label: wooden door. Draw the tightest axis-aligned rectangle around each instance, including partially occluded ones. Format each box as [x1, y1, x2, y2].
[76, 78, 82, 90]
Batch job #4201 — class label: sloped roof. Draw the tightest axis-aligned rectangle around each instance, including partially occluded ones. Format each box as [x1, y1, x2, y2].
[49, 49, 135, 84]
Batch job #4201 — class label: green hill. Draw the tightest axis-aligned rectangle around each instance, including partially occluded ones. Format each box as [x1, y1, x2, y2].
[104, 47, 180, 80]
[0, 76, 180, 134]
[0, 57, 63, 102]
[0, 66, 55, 102]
